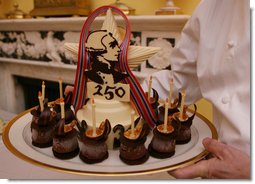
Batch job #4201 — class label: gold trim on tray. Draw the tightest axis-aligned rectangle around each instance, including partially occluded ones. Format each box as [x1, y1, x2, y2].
[2, 106, 218, 176]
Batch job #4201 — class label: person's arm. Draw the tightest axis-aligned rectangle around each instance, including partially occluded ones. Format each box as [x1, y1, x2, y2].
[168, 137, 250, 179]
[170, 7, 202, 105]
[142, 3, 203, 104]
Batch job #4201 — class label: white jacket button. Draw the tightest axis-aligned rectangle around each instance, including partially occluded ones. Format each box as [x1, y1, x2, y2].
[227, 41, 236, 48]
[221, 96, 230, 104]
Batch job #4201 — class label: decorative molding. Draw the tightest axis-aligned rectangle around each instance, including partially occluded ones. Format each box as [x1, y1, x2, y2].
[0, 31, 79, 64]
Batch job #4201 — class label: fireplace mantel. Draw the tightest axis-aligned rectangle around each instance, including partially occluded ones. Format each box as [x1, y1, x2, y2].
[0, 15, 189, 113]
[0, 15, 189, 31]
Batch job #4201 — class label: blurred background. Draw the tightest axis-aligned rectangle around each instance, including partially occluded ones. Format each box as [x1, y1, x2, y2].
[0, 0, 201, 18]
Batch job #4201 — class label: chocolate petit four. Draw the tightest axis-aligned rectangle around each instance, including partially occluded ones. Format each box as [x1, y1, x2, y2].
[77, 119, 111, 164]
[149, 98, 177, 158]
[52, 100, 79, 159]
[148, 121, 176, 159]
[30, 95, 57, 148]
[53, 92, 76, 124]
[52, 119, 79, 159]
[173, 104, 197, 144]
[118, 116, 150, 165]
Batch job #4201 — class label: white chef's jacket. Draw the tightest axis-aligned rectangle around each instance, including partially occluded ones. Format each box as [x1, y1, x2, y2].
[143, 0, 250, 155]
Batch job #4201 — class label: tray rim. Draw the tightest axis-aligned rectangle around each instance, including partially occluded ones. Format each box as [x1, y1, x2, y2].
[2, 105, 218, 177]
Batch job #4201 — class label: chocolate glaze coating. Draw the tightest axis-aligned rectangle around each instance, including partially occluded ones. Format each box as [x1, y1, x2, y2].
[119, 136, 147, 161]
[119, 118, 150, 165]
[79, 140, 108, 164]
[173, 104, 197, 144]
[148, 125, 176, 159]
[53, 147, 80, 160]
[30, 99, 56, 148]
[78, 120, 111, 164]
[52, 129, 79, 159]
[31, 121, 55, 147]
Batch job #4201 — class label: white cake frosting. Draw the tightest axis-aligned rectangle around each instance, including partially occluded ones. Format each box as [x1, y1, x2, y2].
[76, 98, 138, 149]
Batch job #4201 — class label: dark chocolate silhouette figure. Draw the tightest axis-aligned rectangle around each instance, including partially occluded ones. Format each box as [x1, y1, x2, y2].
[85, 30, 128, 85]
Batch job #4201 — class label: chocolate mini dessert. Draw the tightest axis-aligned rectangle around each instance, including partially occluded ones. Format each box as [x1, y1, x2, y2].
[30, 98, 57, 148]
[118, 117, 150, 165]
[53, 92, 76, 124]
[52, 118, 79, 159]
[77, 119, 111, 164]
[148, 121, 176, 159]
[158, 92, 182, 124]
[173, 104, 197, 144]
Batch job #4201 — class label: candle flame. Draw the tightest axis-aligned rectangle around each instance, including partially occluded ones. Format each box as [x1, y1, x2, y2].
[38, 91, 42, 97]
[166, 98, 169, 103]
[149, 76, 152, 81]
[42, 81, 45, 85]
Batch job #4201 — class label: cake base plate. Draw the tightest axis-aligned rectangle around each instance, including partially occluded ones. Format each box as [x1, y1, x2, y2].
[2, 107, 218, 176]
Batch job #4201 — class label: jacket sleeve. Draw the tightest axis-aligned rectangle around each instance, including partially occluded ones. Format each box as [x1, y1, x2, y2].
[171, 3, 203, 105]
[142, 1, 207, 104]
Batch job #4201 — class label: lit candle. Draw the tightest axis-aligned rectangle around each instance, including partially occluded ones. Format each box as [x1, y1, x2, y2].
[169, 78, 173, 106]
[130, 110, 135, 138]
[38, 91, 44, 112]
[164, 98, 169, 132]
[42, 81, 45, 101]
[180, 90, 186, 121]
[92, 97, 96, 136]
[60, 99, 65, 119]
[148, 76, 152, 102]
[58, 79, 63, 99]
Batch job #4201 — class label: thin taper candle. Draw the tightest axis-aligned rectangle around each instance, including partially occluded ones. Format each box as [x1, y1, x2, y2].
[38, 91, 44, 112]
[131, 110, 135, 138]
[42, 81, 45, 101]
[60, 101, 65, 119]
[164, 98, 169, 132]
[92, 97, 96, 136]
[58, 79, 63, 99]
[169, 78, 173, 106]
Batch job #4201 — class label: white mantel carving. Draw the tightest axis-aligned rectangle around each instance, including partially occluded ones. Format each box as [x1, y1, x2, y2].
[0, 15, 189, 113]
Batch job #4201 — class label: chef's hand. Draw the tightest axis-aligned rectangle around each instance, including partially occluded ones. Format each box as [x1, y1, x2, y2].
[168, 137, 250, 179]
[64, 85, 74, 96]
